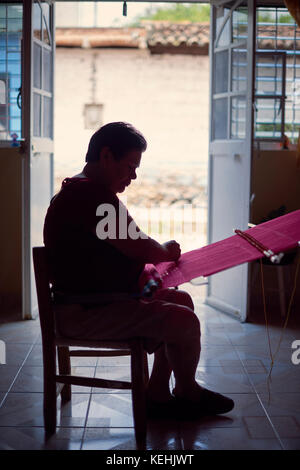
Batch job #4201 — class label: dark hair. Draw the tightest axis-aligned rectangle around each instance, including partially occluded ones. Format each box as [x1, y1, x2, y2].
[85, 122, 147, 162]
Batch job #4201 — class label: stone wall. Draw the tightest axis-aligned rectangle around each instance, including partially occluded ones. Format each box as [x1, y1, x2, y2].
[54, 47, 210, 248]
[54, 47, 210, 188]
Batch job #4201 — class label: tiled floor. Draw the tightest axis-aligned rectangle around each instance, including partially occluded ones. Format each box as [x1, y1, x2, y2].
[0, 290, 300, 451]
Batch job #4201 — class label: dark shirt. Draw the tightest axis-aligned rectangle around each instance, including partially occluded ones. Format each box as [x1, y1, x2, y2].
[43, 177, 144, 294]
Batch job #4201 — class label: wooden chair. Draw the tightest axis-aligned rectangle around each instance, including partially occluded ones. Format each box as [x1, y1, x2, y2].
[32, 246, 149, 446]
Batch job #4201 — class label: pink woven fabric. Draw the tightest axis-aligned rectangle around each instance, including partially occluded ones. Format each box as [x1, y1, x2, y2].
[154, 210, 300, 289]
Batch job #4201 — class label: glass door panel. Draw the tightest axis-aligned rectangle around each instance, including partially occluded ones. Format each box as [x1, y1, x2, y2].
[22, 0, 54, 318]
[231, 48, 247, 92]
[254, 52, 286, 141]
[208, 0, 255, 321]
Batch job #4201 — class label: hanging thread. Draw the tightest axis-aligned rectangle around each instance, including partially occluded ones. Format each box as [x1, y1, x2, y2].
[259, 258, 273, 403]
[236, 226, 300, 402]
[259, 254, 300, 404]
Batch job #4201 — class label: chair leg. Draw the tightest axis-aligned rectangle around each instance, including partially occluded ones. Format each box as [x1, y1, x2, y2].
[57, 346, 72, 402]
[43, 344, 57, 435]
[130, 339, 147, 447]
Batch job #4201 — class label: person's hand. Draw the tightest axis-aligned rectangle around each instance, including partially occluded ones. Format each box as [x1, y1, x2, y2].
[149, 266, 163, 289]
[138, 264, 162, 297]
[163, 240, 181, 262]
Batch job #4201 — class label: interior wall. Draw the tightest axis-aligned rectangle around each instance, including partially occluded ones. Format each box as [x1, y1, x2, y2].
[251, 149, 300, 224]
[0, 148, 23, 316]
[54, 47, 210, 188]
[248, 148, 300, 319]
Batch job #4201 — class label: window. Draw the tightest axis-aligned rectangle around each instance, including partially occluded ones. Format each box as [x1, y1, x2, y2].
[0, 3, 22, 141]
[255, 7, 300, 143]
[254, 52, 286, 140]
[212, 2, 248, 141]
[33, 1, 53, 138]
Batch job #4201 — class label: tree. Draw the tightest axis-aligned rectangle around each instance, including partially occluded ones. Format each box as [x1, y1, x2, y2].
[132, 3, 210, 25]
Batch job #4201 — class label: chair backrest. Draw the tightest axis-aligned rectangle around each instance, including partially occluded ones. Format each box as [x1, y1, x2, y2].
[32, 246, 56, 347]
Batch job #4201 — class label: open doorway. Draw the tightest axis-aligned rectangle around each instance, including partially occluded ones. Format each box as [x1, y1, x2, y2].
[53, 1, 300, 313]
[54, 2, 211, 298]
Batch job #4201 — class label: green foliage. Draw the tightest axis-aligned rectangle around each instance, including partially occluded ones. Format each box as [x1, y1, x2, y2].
[257, 12, 295, 24]
[256, 123, 294, 132]
[134, 4, 210, 25]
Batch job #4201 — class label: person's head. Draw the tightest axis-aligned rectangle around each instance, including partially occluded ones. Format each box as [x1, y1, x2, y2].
[84, 122, 147, 193]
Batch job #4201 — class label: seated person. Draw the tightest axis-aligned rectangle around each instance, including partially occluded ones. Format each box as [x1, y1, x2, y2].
[43, 121, 234, 417]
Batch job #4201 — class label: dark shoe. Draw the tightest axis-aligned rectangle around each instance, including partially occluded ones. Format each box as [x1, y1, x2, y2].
[146, 396, 178, 420]
[173, 388, 234, 418]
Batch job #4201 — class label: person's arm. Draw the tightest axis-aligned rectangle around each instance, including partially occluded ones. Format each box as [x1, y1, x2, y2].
[107, 235, 181, 264]
[95, 197, 181, 264]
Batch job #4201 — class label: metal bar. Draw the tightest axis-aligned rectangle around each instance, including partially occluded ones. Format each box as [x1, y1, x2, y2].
[50, 0, 55, 197]
[214, 40, 247, 52]
[22, 0, 32, 319]
[281, 51, 286, 139]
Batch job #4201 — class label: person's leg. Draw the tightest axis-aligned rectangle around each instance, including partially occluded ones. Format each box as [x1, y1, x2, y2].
[147, 301, 234, 415]
[55, 295, 233, 415]
[146, 344, 173, 402]
[154, 288, 194, 311]
[164, 306, 202, 401]
[146, 289, 196, 403]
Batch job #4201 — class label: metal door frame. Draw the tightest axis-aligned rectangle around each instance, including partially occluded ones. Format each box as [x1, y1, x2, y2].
[22, 0, 33, 319]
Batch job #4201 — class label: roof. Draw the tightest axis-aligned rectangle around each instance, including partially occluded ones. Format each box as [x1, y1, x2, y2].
[55, 27, 147, 49]
[257, 24, 300, 50]
[55, 21, 300, 54]
[144, 21, 209, 55]
[55, 22, 210, 55]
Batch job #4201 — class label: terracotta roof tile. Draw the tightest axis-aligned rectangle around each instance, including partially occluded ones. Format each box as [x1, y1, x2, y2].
[55, 27, 146, 49]
[55, 21, 300, 53]
[256, 23, 300, 49]
[55, 22, 210, 53]
[144, 20, 209, 48]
